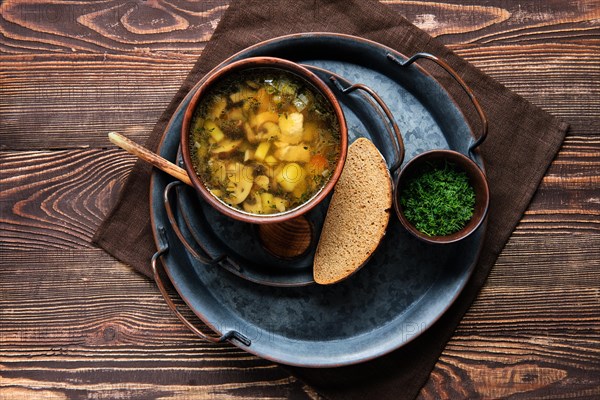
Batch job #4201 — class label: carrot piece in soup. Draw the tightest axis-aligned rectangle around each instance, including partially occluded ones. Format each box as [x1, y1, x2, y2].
[308, 154, 328, 175]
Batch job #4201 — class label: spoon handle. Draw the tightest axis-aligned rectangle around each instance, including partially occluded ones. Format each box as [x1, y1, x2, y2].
[108, 132, 192, 186]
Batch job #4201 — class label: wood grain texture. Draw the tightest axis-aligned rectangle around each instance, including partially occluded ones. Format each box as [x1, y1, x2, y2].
[1, 0, 599, 150]
[0, 0, 225, 54]
[521, 135, 600, 234]
[1, 239, 598, 399]
[384, 0, 600, 45]
[419, 233, 600, 400]
[1, 0, 599, 398]
[0, 55, 191, 149]
[0, 149, 134, 250]
[1, 46, 597, 149]
[0, 250, 316, 399]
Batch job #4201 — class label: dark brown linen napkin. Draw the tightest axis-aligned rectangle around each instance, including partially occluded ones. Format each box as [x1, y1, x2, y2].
[93, 0, 568, 398]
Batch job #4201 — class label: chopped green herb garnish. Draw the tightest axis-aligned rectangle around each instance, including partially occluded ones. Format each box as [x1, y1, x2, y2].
[399, 162, 475, 236]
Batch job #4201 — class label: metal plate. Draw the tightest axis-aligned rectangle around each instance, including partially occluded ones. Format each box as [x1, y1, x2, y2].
[150, 33, 486, 367]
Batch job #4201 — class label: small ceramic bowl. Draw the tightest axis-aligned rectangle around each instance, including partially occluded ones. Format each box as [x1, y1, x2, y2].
[393, 149, 489, 244]
[181, 57, 348, 225]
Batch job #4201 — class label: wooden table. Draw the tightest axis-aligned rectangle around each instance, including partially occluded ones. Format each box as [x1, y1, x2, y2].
[1, 1, 599, 398]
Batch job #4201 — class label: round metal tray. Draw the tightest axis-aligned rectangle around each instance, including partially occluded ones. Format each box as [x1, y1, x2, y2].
[150, 33, 486, 367]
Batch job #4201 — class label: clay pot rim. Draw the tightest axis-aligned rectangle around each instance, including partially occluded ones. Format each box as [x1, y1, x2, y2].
[181, 56, 348, 224]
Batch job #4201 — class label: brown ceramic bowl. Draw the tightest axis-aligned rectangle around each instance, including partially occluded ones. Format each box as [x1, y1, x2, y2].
[393, 150, 489, 244]
[181, 57, 348, 224]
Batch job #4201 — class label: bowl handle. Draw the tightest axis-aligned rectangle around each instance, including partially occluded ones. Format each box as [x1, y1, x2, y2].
[163, 181, 243, 273]
[329, 76, 405, 173]
[386, 52, 488, 155]
[152, 227, 251, 346]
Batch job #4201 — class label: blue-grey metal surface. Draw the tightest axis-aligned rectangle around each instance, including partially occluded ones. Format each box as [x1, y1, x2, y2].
[150, 33, 486, 367]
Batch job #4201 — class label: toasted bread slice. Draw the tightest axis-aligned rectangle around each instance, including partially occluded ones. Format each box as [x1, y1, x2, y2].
[314, 138, 392, 285]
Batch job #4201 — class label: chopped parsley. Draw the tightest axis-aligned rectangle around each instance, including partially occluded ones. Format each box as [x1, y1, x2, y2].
[399, 162, 475, 236]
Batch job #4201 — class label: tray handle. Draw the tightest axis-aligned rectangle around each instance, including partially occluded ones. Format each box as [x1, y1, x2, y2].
[387, 52, 488, 154]
[330, 77, 405, 173]
[163, 181, 242, 273]
[152, 227, 251, 346]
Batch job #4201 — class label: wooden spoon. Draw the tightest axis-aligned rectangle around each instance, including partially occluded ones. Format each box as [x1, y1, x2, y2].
[109, 131, 313, 259]
[108, 132, 192, 186]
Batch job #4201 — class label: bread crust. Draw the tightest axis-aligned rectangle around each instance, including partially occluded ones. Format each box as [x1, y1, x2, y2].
[313, 138, 392, 285]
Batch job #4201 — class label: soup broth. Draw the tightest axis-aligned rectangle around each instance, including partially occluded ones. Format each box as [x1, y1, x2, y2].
[189, 68, 341, 215]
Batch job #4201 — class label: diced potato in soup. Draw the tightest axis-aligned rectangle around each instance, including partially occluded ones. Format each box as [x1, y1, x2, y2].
[279, 112, 304, 144]
[274, 144, 311, 163]
[189, 68, 340, 214]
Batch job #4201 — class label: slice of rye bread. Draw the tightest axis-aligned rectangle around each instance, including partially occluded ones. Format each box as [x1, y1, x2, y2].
[314, 138, 392, 285]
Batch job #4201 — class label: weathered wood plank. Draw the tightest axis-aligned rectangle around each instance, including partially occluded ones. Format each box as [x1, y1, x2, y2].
[0, 55, 192, 150]
[2, 0, 597, 54]
[418, 230, 600, 400]
[1, 43, 598, 150]
[453, 44, 600, 134]
[518, 135, 600, 234]
[479, 234, 600, 289]
[384, 0, 511, 39]
[1, 0, 599, 150]
[0, 149, 134, 250]
[1, 235, 598, 399]
[422, 351, 600, 400]
[0, 249, 315, 399]
[384, 0, 600, 45]
[0, 0, 226, 55]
